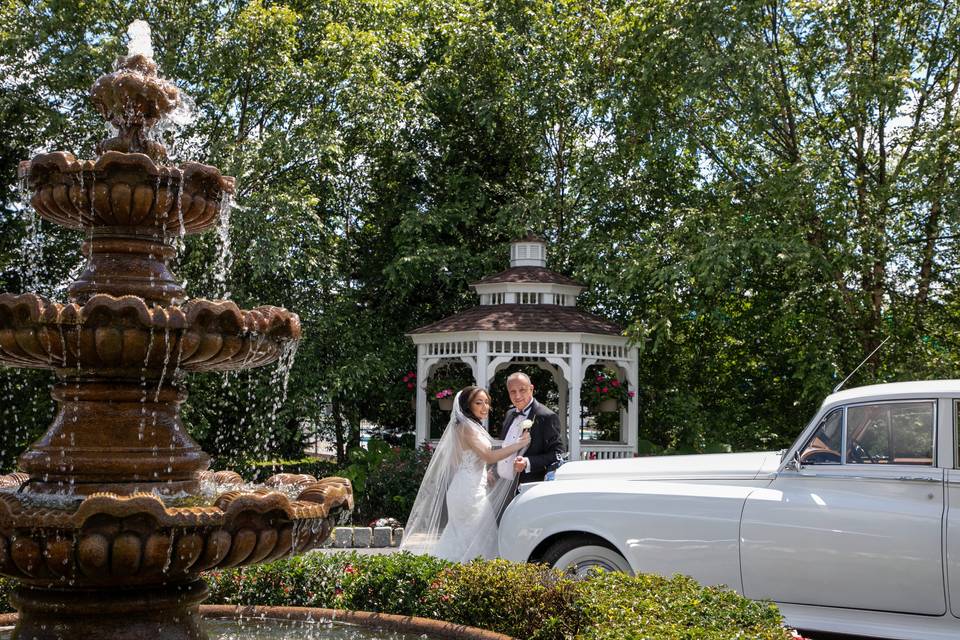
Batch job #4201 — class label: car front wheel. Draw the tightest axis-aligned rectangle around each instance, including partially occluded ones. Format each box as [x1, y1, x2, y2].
[541, 535, 632, 578]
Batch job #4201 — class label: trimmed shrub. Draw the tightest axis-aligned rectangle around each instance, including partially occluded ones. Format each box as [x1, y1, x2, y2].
[209, 456, 340, 483]
[205, 552, 793, 640]
[206, 551, 450, 615]
[574, 570, 789, 640]
[422, 559, 581, 640]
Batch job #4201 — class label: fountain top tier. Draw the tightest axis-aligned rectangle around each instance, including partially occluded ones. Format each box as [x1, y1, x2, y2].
[18, 31, 234, 238]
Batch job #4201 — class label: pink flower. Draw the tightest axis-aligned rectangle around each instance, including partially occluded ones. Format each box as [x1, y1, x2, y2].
[408, 371, 416, 378]
[602, 387, 609, 393]
[595, 376, 603, 382]
[611, 379, 620, 387]
[628, 391, 635, 398]
[407, 383, 414, 389]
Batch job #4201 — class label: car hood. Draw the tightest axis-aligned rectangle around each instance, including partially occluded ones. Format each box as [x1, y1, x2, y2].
[553, 450, 782, 482]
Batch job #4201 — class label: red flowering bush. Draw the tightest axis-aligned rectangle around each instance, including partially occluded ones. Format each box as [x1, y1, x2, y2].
[580, 368, 634, 409]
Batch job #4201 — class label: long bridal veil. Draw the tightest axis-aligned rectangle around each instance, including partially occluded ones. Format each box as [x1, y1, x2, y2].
[400, 390, 516, 561]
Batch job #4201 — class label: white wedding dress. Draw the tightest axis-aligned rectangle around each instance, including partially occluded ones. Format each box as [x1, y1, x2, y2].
[431, 434, 499, 561]
[401, 393, 514, 563]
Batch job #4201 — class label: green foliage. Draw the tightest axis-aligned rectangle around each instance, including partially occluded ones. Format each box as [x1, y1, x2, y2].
[575, 571, 788, 640]
[203, 552, 792, 639]
[422, 559, 583, 640]
[205, 551, 451, 614]
[339, 439, 432, 524]
[2, 0, 960, 468]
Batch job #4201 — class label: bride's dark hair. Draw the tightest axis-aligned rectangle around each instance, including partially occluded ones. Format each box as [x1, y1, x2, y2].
[458, 385, 488, 423]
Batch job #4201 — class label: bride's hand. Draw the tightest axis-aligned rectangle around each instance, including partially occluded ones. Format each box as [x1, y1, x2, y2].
[517, 432, 531, 448]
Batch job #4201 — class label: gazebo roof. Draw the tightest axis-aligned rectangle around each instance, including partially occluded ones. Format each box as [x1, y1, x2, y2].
[409, 304, 623, 336]
[470, 266, 582, 287]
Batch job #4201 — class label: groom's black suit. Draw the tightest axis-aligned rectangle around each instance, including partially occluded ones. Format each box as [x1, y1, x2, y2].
[499, 398, 563, 483]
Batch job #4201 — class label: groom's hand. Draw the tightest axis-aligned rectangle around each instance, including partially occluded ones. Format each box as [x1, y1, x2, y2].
[513, 456, 527, 474]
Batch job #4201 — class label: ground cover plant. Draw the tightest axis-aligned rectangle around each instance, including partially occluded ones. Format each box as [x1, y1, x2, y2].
[204, 551, 793, 639]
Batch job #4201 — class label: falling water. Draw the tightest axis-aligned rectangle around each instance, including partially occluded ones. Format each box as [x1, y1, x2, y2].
[264, 341, 299, 437]
[213, 193, 234, 299]
[154, 326, 172, 402]
[18, 187, 42, 293]
[175, 175, 184, 238]
[138, 327, 156, 441]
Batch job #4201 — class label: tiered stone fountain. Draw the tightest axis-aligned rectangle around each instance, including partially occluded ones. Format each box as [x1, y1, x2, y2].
[0, 23, 351, 640]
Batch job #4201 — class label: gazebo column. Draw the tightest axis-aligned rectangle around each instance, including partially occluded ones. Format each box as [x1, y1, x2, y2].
[558, 383, 569, 450]
[415, 345, 429, 445]
[627, 349, 639, 454]
[475, 340, 489, 389]
[569, 343, 582, 462]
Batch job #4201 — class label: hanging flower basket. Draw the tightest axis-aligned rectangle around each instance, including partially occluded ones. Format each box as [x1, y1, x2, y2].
[438, 396, 454, 411]
[598, 397, 618, 413]
[581, 368, 634, 413]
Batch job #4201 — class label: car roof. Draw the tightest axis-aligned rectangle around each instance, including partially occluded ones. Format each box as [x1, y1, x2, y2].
[823, 380, 960, 409]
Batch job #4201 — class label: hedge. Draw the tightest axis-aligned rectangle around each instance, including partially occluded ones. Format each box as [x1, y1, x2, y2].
[204, 552, 793, 640]
[0, 552, 793, 638]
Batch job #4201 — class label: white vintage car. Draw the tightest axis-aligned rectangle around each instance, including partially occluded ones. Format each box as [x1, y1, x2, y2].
[498, 381, 960, 640]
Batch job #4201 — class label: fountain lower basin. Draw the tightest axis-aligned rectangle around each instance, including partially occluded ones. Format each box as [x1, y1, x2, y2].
[0, 606, 513, 640]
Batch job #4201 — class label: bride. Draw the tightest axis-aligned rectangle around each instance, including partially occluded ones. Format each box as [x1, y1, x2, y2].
[401, 386, 530, 562]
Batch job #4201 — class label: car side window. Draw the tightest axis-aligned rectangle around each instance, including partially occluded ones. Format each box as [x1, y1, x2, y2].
[846, 401, 934, 465]
[799, 408, 843, 465]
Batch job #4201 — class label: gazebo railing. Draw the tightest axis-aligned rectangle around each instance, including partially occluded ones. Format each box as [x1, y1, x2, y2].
[578, 441, 635, 460]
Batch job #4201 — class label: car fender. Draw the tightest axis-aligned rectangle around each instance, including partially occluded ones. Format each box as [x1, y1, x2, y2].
[498, 478, 758, 592]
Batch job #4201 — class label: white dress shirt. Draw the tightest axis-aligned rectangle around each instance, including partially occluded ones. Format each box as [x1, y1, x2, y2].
[497, 401, 533, 480]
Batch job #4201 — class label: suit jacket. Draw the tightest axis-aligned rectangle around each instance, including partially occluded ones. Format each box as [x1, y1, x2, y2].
[499, 398, 563, 483]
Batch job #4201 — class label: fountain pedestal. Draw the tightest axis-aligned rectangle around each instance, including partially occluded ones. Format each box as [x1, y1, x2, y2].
[19, 382, 206, 495]
[11, 581, 208, 640]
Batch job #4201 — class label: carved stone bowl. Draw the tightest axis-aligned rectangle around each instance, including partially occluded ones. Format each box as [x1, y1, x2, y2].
[0, 293, 299, 375]
[18, 151, 235, 236]
[0, 474, 352, 587]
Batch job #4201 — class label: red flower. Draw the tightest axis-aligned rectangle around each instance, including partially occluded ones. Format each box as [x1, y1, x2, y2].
[407, 383, 414, 389]
[611, 379, 620, 387]
[595, 386, 600, 392]
[601, 387, 609, 393]
[344, 564, 356, 574]
[335, 587, 343, 596]
[409, 372, 416, 378]
[628, 391, 635, 398]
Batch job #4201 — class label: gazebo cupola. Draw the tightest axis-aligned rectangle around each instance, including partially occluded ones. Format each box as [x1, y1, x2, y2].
[408, 234, 639, 461]
[473, 234, 584, 307]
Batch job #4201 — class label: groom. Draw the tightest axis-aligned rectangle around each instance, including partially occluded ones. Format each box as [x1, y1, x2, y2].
[496, 372, 563, 485]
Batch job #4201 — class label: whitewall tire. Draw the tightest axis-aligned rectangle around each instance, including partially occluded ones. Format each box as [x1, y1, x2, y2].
[541, 536, 632, 578]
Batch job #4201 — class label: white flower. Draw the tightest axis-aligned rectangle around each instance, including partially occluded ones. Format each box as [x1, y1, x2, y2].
[520, 419, 534, 431]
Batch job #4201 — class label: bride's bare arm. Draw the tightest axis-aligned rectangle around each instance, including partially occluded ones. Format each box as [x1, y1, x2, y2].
[460, 428, 529, 464]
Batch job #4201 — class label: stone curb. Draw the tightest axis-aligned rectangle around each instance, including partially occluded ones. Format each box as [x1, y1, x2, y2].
[323, 526, 404, 548]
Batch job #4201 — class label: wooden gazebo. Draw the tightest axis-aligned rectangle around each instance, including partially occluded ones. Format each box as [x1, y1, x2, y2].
[407, 235, 638, 461]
